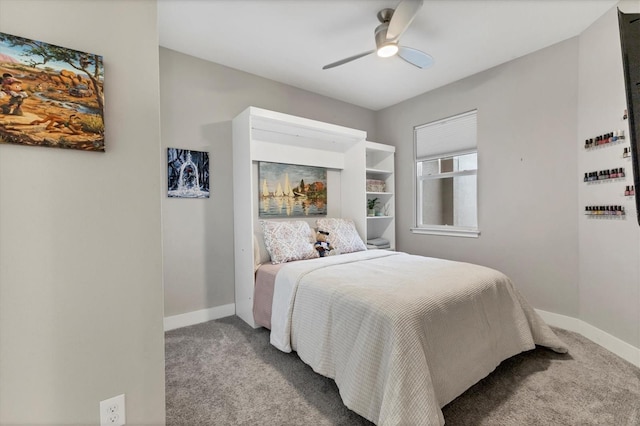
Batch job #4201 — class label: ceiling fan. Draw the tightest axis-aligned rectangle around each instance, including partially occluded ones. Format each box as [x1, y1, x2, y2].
[322, 0, 433, 70]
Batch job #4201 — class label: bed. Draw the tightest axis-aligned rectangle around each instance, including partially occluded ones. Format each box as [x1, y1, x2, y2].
[254, 219, 568, 426]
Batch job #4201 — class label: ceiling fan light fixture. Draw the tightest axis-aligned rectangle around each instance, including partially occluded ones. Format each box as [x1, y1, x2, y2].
[322, 0, 430, 70]
[377, 43, 399, 58]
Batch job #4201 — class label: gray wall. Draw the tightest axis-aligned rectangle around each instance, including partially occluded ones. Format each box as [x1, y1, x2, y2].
[0, 0, 165, 424]
[375, 38, 581, 317]
[160, 48, 376, 317]
[577, 4, 640, 347]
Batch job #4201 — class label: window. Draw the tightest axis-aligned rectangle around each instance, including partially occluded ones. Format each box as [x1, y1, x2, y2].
[412, 110, 479, 237]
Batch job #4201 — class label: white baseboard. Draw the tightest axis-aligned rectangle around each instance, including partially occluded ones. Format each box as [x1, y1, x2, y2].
[164, 303, 236, 331]
[536, 309, 640, 368]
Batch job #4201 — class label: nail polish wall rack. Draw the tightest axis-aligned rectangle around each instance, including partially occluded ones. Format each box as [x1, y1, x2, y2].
[583, 167, 626, 182]
[584, 130, 625, 149]
[584, 205, 626, 217]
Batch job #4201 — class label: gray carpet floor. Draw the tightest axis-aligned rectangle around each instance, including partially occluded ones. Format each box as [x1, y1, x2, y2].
[165, 315, 640, 425]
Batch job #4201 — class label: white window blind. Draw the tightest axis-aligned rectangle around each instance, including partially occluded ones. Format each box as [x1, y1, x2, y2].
[415, 110, 477, 160]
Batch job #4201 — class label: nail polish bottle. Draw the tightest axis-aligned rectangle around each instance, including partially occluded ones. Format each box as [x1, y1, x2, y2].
[625, 186, 630, 196]
[623, 147, 628, 158]
[619, 129, 625, 140]
[631, 185, 635, 196]
[612, 130, 618, 142]
[620, 167, 625, 178]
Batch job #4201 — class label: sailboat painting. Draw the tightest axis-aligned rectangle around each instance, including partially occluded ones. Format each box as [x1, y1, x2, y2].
[258, 161, 327, 218]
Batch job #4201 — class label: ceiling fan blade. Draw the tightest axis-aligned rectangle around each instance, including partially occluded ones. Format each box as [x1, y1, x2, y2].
[322, 50, 375, 70]
[386, 0, 424, 41]
[397, 46, 434, 69]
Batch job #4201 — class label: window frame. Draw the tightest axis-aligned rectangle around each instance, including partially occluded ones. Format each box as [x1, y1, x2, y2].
[411, 112, 480, 238]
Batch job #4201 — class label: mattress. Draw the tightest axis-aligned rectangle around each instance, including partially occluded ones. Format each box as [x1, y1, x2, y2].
[269, 250, 567, 425]
[253, 263, 283, 329]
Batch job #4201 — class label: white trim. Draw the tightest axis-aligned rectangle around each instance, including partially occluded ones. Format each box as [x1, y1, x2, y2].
[418, 169, 477, 180]
[536, 309, 640, 368]
[164, 303, 236, 331]
[410, 226, 480, 238]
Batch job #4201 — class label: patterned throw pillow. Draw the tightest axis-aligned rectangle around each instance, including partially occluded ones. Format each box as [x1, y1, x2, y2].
[260, 220, 318, 264]
[316, 218, 367, 254]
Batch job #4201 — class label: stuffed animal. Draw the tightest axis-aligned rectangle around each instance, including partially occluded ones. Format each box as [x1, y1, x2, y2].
[314, 230, 333, 257]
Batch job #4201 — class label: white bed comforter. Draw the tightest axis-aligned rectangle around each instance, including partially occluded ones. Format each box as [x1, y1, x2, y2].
[270, 250, 567, 425]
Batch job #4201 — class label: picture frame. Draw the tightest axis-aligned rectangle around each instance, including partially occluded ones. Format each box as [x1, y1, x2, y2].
[0, 32, 105, 152]
[258, 161, 327, 217]
[167, 148, 210, 198]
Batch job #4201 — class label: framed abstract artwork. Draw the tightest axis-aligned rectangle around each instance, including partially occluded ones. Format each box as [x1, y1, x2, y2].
[0, 32, 105, 151]
[167, 148, 210, 198]
[258, 161, 327, 217]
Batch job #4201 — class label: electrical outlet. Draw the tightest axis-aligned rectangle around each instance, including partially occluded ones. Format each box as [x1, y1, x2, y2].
[100, 394, 125, 426]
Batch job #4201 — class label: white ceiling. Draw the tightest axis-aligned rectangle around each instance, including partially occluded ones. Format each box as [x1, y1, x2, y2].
[157, 0, 617, 111]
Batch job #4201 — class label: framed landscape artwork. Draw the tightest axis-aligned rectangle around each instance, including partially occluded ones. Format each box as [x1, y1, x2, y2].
[258, 161, 327, 218]
[0, 32, 105, 152]
[167, 148, 210, 199]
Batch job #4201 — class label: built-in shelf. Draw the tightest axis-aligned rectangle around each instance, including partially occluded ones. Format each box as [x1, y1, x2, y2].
[366, 168, 393, 175]
[366, 141, 395, 249]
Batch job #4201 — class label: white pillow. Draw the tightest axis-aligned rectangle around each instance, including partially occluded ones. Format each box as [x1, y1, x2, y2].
[316, 218, 367, 254]
[260, 220, 318, 264]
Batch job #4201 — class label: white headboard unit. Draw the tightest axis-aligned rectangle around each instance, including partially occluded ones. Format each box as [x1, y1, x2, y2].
[232, 106, 367, 327]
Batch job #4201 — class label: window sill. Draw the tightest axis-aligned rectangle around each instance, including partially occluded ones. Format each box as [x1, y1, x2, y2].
[410, 226, 480, 238]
